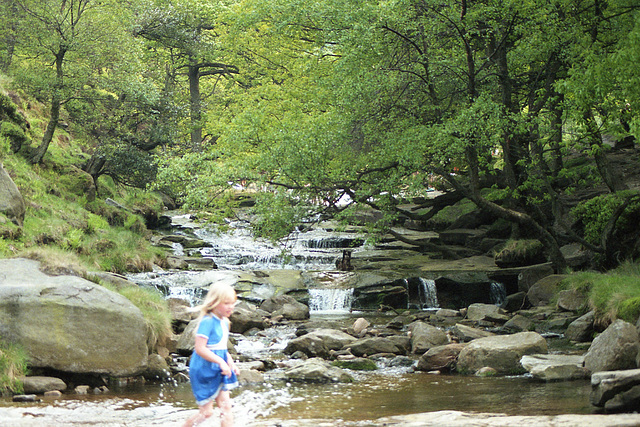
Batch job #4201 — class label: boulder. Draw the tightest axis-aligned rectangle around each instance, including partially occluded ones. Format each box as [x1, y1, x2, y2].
[260, 294, 310, 320]
[591, 368, 640, 412]
[283, 358, 353, 383]
[20, 376, 67, 394]
[565, 311, 595, 342]
[284, 329, 356, 358]
[584, 319, 640, 373]
[450, 323, 495, 342]
[347, 337, 405, 357]
[526, 275, 566, 307]
[416, 343, 467, 372]
[466, 303, 507, 322]
[456, 331, 548, 375]
[409, 322, 448, 354]
[229, 304, 268, 334]
[556, 289, 587, 312]
[520, 354, 590, 381]
[502, 314, 534, 333]
[0, 258, 148, 377]
[0, 163, 25, 226]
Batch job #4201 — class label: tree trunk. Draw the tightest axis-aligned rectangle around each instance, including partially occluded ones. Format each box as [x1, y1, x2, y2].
[30, 48, 66, 164]
[583, 109, 627, 192]
[188, 59, 202, 150]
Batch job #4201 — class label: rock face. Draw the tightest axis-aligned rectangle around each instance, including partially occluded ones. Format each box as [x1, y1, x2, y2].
[591, 368, 640, 412]
[0, 258, 148, 377]
[0, 163, 25, 226]
[584, 319, 640, 373]
[456, 331, 548, 375]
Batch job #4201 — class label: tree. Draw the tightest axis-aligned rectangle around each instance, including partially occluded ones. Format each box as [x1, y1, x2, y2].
[156, 0, 640, 270]
[133, 0, 239, 149]
[12, 0, 127, 164]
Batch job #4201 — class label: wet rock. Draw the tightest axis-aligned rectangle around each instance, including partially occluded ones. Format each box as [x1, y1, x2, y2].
[347, 337, 405, 357]
[591, 368, 640, 412]
[75, 385, 90, 394]
[12, 395, 38, 402]
[143, 354, 171, 381]
[457, 331, 548, 375]
[284, 329, 356, 359]
[283, 358, 354, 383]
[20, 376, 67, 394]
[565, 311, 595, 342]
[230, 303, 268, 334]
[416, 343, 467, 372]
[260, 294, 310, 320]
[332, 357, 378, 371]
[501, 291, 529, 312]
[584, 319, 640, 373]
[520, 354, 589, 381]
[43, 390, 62, 398]
[238, 369, 265, 385]
[409, 322, 448, 354]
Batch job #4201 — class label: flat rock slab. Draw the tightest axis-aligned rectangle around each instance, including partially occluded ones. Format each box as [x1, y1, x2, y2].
[521, 354, 590, 381]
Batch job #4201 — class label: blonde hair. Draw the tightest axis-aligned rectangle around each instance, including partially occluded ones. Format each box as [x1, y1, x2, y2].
[197, 282, 237, 318]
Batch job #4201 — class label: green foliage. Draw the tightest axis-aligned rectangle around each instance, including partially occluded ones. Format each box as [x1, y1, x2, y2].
[0, 340, 28, 395]
[571, 193, 640, 245]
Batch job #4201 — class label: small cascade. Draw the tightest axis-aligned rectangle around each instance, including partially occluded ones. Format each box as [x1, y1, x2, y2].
[490, 282, 507, 306]
[308, 288, 354, 314]
[417, 277, 439, 309]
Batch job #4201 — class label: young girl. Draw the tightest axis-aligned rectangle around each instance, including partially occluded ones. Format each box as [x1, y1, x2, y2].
[183, 283, 240, 427]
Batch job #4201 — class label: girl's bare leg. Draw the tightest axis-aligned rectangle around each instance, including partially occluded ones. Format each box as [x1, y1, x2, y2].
[216, 390, 234, 427]
[182, 401, 214, 427]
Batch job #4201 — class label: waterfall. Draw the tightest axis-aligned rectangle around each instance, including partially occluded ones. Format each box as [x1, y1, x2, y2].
[417, 278, 439, 309]
[490, 282, 507, 306]
[308, 288, 354, 313]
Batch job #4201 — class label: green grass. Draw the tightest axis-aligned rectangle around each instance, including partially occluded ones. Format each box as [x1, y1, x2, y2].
[0, 340, 28, 395]
[561, 261, 640, 325]
[99, 282, 173, 352]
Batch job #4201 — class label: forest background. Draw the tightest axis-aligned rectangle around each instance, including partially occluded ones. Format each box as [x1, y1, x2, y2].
[1, 0, 640, 392]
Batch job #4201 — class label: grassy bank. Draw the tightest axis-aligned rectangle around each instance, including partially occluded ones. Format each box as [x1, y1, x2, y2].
[561, 262, 640, 328]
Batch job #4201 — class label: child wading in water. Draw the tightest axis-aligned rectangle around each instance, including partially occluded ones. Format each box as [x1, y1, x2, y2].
[183, 283, 240, 427]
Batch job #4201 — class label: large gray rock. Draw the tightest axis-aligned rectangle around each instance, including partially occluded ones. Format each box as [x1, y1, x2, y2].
[229, 303, 268, 334]
[450, 323, 495, 342]
[584, 319, 640, 373]
[466, 303, 506, 322]
[456, 332, 548, 375]
[20, 376, 67, 394]
[284, 329, 356, 358]
[409, 322, 448, 354]
[520, 354, 589, 381]
[416, 343, 467, 372]
[0, 163, 25, 226]
[0, 258, 148, 376]
[591, 368, 640, 412]
[565, 311, 595, 342]
[347, 337, 405, 357]
[526, 274, 567, 307]
[283, 358, 353, 383]
[260, 294, 310, 320]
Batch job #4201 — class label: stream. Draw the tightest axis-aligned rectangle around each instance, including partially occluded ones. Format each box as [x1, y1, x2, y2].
[0, 216, 597, 426]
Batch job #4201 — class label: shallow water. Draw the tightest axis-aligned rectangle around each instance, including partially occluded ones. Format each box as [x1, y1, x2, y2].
[0, 368, 594, 426]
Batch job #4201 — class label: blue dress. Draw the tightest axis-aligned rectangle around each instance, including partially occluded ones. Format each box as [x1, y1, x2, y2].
[188, 314, 239, 405]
